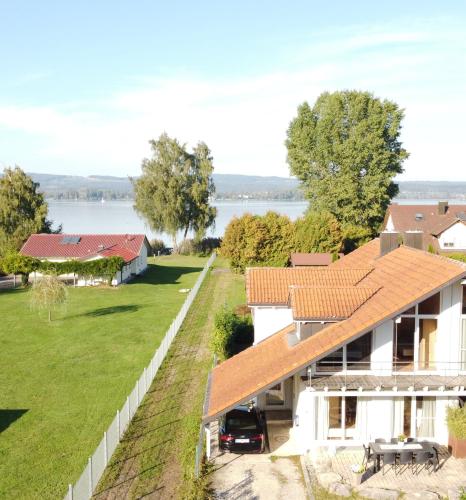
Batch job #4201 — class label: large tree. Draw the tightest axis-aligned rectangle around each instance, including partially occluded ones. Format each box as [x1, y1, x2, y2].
[0, 167, 55, 256]
[286, 90, 409, 241]
[133, 133, 216, 247]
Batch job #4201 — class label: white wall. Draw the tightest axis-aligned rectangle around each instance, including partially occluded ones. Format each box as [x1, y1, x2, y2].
[438, 222, 466, 250]
[371, 321, 393, 375]
[252, 306, 293, 344]
[385, 214, 395, 231]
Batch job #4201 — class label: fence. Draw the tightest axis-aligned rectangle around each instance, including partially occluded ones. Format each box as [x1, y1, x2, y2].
[65, 252, 216, 500]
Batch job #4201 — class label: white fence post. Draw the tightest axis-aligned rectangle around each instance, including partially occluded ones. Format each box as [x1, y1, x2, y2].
[88, 457, 93, 497]
[68, 484, 73, 500]
[117, 409, 120, 439]
[104, 431, 108, 464]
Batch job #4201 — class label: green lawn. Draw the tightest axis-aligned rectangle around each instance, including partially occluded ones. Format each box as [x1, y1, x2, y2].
[0, 255, 207, 499]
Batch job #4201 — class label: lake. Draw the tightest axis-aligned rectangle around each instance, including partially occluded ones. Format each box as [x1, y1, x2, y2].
[47, 200, 308, 244]
[47, 198, 462, 244]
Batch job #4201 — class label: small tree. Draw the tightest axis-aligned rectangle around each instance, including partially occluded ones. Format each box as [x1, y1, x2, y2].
[30, 275, 67, 322]
[294, 210, 343, 254]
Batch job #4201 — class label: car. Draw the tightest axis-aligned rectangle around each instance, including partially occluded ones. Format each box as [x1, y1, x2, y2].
[218, 404, 265, 453]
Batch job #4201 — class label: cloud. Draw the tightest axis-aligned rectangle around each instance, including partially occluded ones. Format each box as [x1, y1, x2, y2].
[0, 19, 464, 180]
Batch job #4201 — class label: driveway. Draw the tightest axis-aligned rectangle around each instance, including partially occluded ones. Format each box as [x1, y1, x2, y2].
[210, 421, 308, 500]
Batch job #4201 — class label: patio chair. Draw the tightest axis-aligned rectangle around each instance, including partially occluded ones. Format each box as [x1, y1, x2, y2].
[428, 447, 439, 472]
[406, 437, 417, 443]
[375, 438, 386, 443]
[362, 444, 374, 467]
[390, 438, 399, 444]
[413, 451, 431, 475]
[381, 452, 397, 475]
[397, 451, 413, 475]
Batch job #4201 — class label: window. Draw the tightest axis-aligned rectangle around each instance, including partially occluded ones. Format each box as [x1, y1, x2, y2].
[327, 396, 357, 439]
[462, 286, 466, 315]
[444, 242, 454, 248]
[403, 396, 412, 436]
[265, 383, 285, 406]
[418, 292, 440, 315]
[419, 319, 437, 370]
[416, 396, 436, 437]
[317, 348, 343, 372]
[347, 332, 372, 370]
[393, 317, 415, 370]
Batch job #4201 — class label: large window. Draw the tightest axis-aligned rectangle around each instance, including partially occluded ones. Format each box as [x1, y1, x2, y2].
[393, 317, 415, 370]
[416, 396, 436, 437]
[317, 348, 343, 372]
[347, 332, 372, 370]
[419, 319, 437, 370]
[328, 396, 357, 439]
[418, 292, 440, 315]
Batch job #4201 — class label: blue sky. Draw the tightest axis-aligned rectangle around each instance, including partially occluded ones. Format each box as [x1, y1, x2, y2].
[0, 1, 465, 180]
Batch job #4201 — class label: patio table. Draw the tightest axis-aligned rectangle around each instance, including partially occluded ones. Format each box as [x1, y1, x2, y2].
[369, 441, 435, 472]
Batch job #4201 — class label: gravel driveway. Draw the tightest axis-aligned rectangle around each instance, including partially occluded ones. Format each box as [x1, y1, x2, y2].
[211, 447, 308, 499]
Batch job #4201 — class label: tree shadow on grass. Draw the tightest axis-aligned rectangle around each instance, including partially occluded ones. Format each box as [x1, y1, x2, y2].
[0, 409, 28, 433]
[85, 304, 141, 317]
[127, 264, 203, 286]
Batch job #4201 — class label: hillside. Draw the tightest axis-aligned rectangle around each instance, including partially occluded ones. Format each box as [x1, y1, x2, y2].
[27, 172, 466, 201]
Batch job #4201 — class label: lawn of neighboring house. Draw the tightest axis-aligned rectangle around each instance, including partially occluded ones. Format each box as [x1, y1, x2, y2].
[0, 255, 207, 499]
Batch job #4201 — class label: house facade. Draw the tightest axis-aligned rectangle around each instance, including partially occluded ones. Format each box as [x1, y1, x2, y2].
[383, 201, 466, 252]
[20, 233, 151, 286]
[204, 237, 466, 454]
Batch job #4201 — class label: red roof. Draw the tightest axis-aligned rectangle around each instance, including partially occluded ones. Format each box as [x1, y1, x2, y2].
[290, 253, 343, 266]
[20, 234, 148, 263]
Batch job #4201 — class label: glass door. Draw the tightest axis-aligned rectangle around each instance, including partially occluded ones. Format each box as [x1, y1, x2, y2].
[419, 319, 437, 370]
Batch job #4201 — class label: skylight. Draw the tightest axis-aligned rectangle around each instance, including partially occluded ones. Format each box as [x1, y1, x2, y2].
[61, 236, 81, 245]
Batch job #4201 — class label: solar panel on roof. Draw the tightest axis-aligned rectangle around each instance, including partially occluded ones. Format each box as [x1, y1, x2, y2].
[61, 236, 81, 244]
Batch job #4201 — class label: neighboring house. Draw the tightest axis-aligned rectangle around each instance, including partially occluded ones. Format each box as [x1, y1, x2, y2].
[383, 201, 466, 252]
[290, 252, 343, 267]
[20, 233, 151, 286]
[203, 235, 466, 453]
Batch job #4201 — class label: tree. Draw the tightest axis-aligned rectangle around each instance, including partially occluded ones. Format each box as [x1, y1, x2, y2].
[294, 210, 343, 254]
[286, 90, 409, 239]
[220, 212, 295, 271]
[30, 275, 67, 322]
[0, 166, 56, 256]
[0, 252, 40, 286]
[133, 133, 216, 247]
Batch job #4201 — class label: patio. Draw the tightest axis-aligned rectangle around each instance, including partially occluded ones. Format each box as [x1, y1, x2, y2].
[330, 446, 466, 497]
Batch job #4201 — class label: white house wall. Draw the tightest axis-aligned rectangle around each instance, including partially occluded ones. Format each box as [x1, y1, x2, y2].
[438, 222, 466, 250]
[251, 306, 293, 344]
[371, 321, 393, 374]
[438, 282, 463, 373]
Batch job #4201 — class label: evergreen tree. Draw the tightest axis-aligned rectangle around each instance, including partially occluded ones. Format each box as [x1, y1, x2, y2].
[286, 90, 409, 241]
[0, 167, 55, 256]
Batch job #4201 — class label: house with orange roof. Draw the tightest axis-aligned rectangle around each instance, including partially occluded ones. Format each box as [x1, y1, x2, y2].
[382, 201, 466, 253]
[20, 233, 151, 286]
[203, 234, 466, 453]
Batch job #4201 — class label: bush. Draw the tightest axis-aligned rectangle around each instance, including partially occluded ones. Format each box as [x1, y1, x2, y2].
[174, 237, 221, 256]
[210, 306, 253, 360]
[220, 212, 295, 272]
[447, 253, 466, 263]
[150, 238, 166, 255]
[197, 237, 222, 256]
[294, 210, 343, 254]
[446, 405, 466, 439]
[175, 239, 197, 256]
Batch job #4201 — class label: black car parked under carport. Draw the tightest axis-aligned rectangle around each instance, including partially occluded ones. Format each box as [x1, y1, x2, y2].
[218, 405, 265, 453]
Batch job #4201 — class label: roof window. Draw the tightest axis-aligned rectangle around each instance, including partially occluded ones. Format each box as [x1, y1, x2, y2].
[61, 236, 81, 245]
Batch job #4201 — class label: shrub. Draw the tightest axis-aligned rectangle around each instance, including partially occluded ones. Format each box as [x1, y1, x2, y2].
[294, 210, 343, 254]
[447, 253, 466, 263]
[220, 212, 295, 272]
[197, 237, 221, 256]
[175, 238, 197, 256]
[150, 238, 166, 255]
[210, 306, 253, 360]
[446, 405, 466, 439]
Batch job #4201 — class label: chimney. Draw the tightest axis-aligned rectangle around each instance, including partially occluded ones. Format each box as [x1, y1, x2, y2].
[380, 231, 400, 256]
[438, 201, 448, 215]
[404, 231, 423, 250]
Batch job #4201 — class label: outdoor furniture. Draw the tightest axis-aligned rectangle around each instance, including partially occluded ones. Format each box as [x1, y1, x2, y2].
[413, 451, 432, 475]
[390, 438, 399, 444]
[429, 447, 440, 472]
[398, 451, 414, 475]
[363, 444, 374, 467]
[375, 438, 386, 443]
[369, 440, 437, 473]
[406, 437, 417, 443]
[381, 452, 397, 475]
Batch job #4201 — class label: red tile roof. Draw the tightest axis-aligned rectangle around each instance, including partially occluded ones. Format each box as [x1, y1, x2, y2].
[204, 243, 466, 421]
[20, 234, 148, 263]
[246, 267, 373, 305]
[290, 253, 341, 267]
[290, 286, 380, 320]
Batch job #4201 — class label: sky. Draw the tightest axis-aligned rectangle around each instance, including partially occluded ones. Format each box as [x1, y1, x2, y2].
[0, 1, 465, 181]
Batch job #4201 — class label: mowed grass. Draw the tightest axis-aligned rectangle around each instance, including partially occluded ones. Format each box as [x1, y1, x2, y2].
[0, 255, 206, 499]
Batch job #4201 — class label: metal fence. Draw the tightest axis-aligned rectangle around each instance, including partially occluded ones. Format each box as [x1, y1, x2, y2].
[65, 253, 216, 500]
